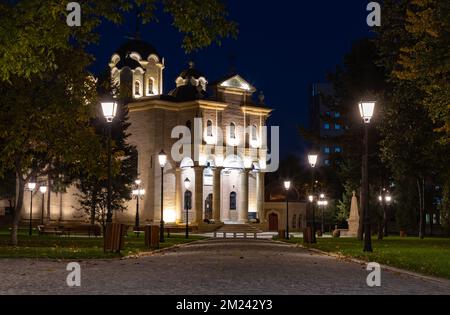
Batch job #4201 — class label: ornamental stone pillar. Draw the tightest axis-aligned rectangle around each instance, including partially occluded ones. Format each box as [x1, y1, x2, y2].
[256, 171, 265, 221]
[213, 167, 222, 222]
[194, 166, 204, 224]
[239, 169, 249, 223]
[175, 167, 182, 223]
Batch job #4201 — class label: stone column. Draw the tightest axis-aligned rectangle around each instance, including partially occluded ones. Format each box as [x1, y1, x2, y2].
[194, 166, 204, 224]
[239, 169, 249, 223]
[213, 167, 222, 222]
[256, 171, 264, 221]
[175, 167, 182, 224]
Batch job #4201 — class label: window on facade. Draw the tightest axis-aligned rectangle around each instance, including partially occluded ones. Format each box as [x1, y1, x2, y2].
[230, 123, 236, 139]
[135, 81, 141, 96]
[251, 125, 258, 141]
[335, 112, 341, 118]
[324, 123, 330, 130]
[335, 124, 341, 130]
[207, 120, 213, 137]
[292, 214, 297, 229]
[148, 78, 154, 95]
[230, 192, 237, 210]
[335, 147, 342, 153]
[325, 160, 330, 166]
[324, 147, 330, 154]
[326, 111, 331, 117]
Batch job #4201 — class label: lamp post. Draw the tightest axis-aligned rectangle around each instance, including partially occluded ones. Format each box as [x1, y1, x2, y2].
[284, 180, 291, 240]
[39, 185, 48, 226]
[308, 154, 318, 243]
[184, 178, 191, 239]
[27, 181, 36, 236]
[318, 194, 328, 235]
[101, 99, 118, 224]
[158, 150, 168, 242]
[359, 101, 375, 252]
[378, 189, 392, 238]
[132, 178, 145, 231]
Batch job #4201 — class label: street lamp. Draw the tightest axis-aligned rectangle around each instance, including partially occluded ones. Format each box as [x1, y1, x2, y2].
[132, 178, 145, 232]
[39, 185, 48, 226]
[184, 178, 191, 239]
[308, 154, 318, 244]
[284, 180, 291, 240]
[378, 189, 392, 238]
[318, 194, 328, 235]
[101, 99, 118, 224]
[359, 100, 375, 252]
[158, 150, 168, 242]
[27, 181, 36, 236]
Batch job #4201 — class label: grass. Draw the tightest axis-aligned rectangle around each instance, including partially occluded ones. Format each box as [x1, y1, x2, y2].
[0, 228, 204, 259]
[285, 236, 450, 279]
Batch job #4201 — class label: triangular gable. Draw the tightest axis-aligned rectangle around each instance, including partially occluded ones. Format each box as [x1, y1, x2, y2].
[219, 75, 256, 92]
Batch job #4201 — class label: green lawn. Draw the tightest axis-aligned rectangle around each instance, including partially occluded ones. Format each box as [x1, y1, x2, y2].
[0, 228, 204, 259]
[285, 237, 450, 280]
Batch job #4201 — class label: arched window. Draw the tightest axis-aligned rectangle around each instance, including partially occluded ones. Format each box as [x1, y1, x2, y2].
[207, 120, 213, 137]
[230, 123, 236, 139]
[148, 77, 154, 95]
[251, 124, 258, 141]
[292, 214, 297, 229]
[135, 81, 141, 96]
[230, 192, 237, 210]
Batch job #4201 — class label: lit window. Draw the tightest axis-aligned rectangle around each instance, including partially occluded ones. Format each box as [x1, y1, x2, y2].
[324, 123, 330, 130]
[335, 147, 342, 153]
[251, 125, 258, 141]
[148, 77, 154, 95]
[335, 124, 341, 130]
[324, 147, 330, 154]
[325, 160, 330, 166]
[230, 123, 236, 139]
[335, 112, 341, 118]
[207, 120, 213, 137]
[134, 81, 141, 96]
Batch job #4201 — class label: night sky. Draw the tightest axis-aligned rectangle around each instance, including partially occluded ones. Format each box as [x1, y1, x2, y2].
[88, 0, 373, 159]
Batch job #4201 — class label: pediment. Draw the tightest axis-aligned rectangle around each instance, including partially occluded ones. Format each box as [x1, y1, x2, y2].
[219, 75, 255, 92]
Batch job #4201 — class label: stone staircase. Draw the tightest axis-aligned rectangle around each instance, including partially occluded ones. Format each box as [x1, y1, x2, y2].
[213, 224, 263, 239]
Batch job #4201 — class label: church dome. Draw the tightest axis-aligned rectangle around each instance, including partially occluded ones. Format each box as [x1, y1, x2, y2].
[114, 39, 161, 62]
[179, 62, 205, 79]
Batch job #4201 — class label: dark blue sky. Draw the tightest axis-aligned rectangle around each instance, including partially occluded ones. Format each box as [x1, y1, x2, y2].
[88, 0, 373, 158]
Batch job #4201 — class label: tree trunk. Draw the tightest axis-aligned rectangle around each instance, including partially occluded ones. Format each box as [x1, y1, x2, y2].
[418, 178, 425, 239]
[46, 175, 51, 224]
[11, 175, 25, 246]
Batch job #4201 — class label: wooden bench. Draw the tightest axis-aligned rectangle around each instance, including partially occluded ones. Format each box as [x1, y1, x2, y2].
[64, 225, 102, 237]
[37, 225, 64, 236]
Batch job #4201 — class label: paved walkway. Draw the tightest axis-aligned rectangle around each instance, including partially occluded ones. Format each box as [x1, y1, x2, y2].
[1, 239, 449, 295]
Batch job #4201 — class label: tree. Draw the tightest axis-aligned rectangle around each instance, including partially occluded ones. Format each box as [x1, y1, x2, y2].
[375, 0, 449, 239]
[0, 0, 238, 81]
[75, 79, 138, 230]
[0, 0, 237, 245]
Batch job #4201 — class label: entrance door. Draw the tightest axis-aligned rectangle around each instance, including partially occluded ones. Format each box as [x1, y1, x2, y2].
[205, 194, 213, 220]
[268, 213, 278, 231]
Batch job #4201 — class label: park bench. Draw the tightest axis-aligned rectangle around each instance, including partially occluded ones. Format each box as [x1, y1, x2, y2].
[63, 224, 102, 237]
[37, 225, 64, 236]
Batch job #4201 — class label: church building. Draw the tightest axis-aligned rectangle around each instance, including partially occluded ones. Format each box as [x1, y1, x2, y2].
[5, 39, 307, 232]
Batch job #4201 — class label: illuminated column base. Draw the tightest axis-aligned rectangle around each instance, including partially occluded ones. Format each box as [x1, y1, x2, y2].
[239, 170, 249, 223]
